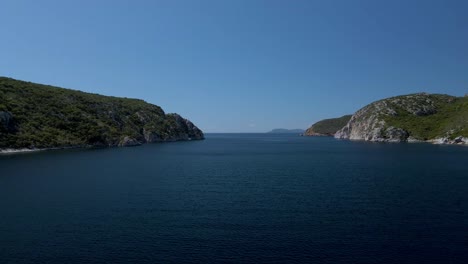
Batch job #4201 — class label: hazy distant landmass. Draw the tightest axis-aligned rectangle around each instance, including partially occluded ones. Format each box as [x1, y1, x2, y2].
[267, 128, 305, 134]
[0, 77, 204, 152]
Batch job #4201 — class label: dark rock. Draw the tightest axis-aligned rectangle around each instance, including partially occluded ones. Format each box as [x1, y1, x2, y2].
[453, 136, 467, 144]
[0, 111, 18, 133]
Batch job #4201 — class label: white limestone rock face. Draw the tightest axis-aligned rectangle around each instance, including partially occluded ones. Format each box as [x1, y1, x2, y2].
[334, 93, 459, 143]
[334, 99, 407, 142]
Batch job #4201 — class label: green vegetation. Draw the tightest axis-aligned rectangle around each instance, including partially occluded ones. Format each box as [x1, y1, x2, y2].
[382, 94, 468, 140]
[305, 115, 352, 136]
[0, 77, 203, 149]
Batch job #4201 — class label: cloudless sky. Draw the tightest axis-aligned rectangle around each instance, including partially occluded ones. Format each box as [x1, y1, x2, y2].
[1, 0, 467, 132]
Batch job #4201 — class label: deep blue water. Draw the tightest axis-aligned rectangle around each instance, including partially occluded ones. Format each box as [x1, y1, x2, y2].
[1, 134, 468, 264]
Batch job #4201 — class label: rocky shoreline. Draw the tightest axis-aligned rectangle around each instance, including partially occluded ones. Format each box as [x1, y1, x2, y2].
[0, 135, 204, 154]
[426, 136, 468, 145]
[0, 148, 44, 154]
[337, 137, 468, 146]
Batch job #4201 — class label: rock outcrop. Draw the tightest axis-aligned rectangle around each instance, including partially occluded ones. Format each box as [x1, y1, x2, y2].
[334, 93, 468, 144]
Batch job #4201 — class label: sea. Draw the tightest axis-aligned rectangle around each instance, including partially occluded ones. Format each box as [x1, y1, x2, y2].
[1, 133, 468, 263]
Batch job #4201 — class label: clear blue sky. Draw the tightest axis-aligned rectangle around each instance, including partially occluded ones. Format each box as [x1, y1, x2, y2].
[1, 0, 467, 132]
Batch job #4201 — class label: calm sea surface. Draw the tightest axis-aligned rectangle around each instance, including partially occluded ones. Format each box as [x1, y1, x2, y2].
[1, 134, 468, 263]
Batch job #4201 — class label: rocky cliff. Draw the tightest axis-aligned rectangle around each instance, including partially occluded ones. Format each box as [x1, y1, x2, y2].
[335, 93, 468, 144]
[0, 77, 204, 151]
[305, 115, 352, 136]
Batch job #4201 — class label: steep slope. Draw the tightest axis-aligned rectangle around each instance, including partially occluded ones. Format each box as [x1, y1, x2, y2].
[335, 93, 468, 143]
[0, 77, 204, 150]
[305, 115, 352, 136]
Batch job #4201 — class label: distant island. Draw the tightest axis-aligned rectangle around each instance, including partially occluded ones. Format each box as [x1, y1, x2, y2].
[267, 128, 305, 134]
[306, 93, 467, 145]
[0, 77, 204, 153]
